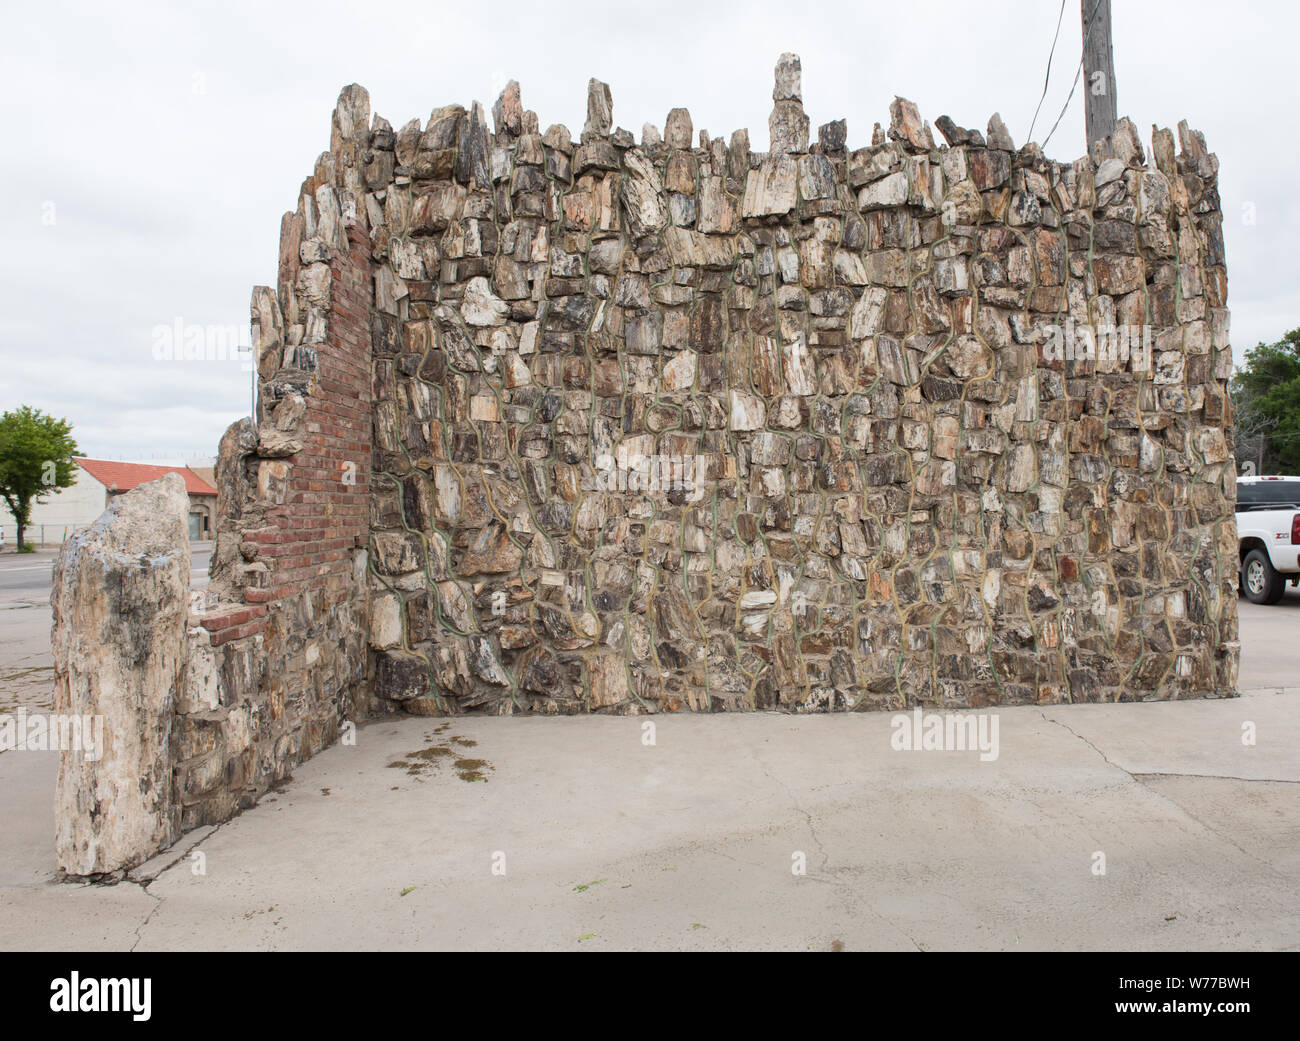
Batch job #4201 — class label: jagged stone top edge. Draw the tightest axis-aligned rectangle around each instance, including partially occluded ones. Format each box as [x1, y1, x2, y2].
[325, 52, 1217, 179]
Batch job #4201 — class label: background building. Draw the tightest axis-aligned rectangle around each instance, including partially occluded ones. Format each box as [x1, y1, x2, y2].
[0, 458, 217, 546]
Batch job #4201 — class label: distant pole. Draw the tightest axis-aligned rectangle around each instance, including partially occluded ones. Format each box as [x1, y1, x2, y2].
[1082, 0, 1117, 153]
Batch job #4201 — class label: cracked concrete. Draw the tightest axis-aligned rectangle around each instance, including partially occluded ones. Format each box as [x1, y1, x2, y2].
[0, 590, 1297, 951]
[1038, 701, 1298, 887]
[1, 686, 1296, 951]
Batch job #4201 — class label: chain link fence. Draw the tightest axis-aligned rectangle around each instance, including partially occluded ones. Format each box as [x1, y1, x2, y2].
[0, 523, 76, 550]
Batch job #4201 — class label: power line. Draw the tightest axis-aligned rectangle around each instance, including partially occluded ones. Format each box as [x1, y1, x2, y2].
[1026, 0, 1069, 143]
[1042, 0, 1106, 152]
[1237, 427, 1300, 445]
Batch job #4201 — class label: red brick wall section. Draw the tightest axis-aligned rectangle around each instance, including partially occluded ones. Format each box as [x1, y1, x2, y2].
[200, 223, 372, 643]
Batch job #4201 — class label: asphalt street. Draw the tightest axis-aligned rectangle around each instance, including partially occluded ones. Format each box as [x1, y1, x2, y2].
[0, 544, 210, 714]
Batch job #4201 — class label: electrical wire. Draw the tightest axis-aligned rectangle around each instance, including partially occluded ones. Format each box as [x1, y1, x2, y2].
[1026, 0, 1068, 143]
[1042, 0, 1106, 152]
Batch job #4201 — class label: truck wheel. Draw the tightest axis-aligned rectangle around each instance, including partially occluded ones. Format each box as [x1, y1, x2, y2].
[1242, 548, 1286, 604]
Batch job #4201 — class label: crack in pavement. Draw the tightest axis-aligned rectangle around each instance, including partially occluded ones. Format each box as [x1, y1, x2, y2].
[1038, 710, 1128, 774]
[124, 820, 231, 951]
[1132, 771, 1300, 785]
[745, 733, 830, 875]
[741, 730, 928, 953]
[128, 886, 162, 953]
[1038, 710, 1295, 882]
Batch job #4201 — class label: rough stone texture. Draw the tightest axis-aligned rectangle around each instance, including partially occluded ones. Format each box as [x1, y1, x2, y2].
[338, 63, 1236, 716]
[769, 54, 809, 154]
[185, 97, 376, 832]
[51, 475, 191, 875]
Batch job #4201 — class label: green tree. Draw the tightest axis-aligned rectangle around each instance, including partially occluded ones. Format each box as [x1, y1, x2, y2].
[0, 407, 80, 549]
[1230, 328, 1300, 475]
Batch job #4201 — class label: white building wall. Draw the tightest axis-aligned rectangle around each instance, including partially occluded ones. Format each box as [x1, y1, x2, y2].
[0, 465, 108, 546]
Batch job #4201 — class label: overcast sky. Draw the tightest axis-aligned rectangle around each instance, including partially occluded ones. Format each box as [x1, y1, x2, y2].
[2, 0, 1294, 461]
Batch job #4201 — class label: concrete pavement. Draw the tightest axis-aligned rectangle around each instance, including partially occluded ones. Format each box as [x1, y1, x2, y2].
[1236, 584, 1300, 692]
[0, 568, 1296, 951]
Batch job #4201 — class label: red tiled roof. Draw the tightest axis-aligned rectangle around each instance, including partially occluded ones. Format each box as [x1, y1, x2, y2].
[74, 458, 217, 496]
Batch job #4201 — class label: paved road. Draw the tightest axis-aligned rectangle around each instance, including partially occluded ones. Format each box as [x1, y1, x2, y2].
[0, 544, 210, 713]
[0, 544, 211, 605]
[0, 554, 62, 603]
[1237, 584, 1300, 690]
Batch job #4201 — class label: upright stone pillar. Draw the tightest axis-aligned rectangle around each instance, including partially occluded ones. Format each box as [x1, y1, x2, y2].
[769, 52, 809, 153]
[51, 474, 191, 876]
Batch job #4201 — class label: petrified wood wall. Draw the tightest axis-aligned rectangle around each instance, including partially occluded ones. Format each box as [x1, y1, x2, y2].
[285, 55, 1238, 715]
[51, 55, 1242, 877]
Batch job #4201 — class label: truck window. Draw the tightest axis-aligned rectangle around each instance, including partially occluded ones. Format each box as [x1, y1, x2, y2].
[1238, 480, 1300, 507]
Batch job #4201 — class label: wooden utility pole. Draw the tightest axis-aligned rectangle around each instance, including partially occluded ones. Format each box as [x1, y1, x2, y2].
[1082, 0, 1117, 152]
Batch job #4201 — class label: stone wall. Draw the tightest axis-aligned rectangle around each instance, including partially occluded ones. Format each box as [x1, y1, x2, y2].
[345, 54, 1238, 714]
[181, 166, 375, 831]
[52, 53, 1241, 873]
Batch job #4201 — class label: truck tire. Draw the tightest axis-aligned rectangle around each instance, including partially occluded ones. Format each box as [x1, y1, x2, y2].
[1241, 548, 1286, 604]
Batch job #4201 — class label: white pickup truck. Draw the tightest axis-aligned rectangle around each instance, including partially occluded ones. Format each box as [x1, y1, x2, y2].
[1236, 475, 1300, 604]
